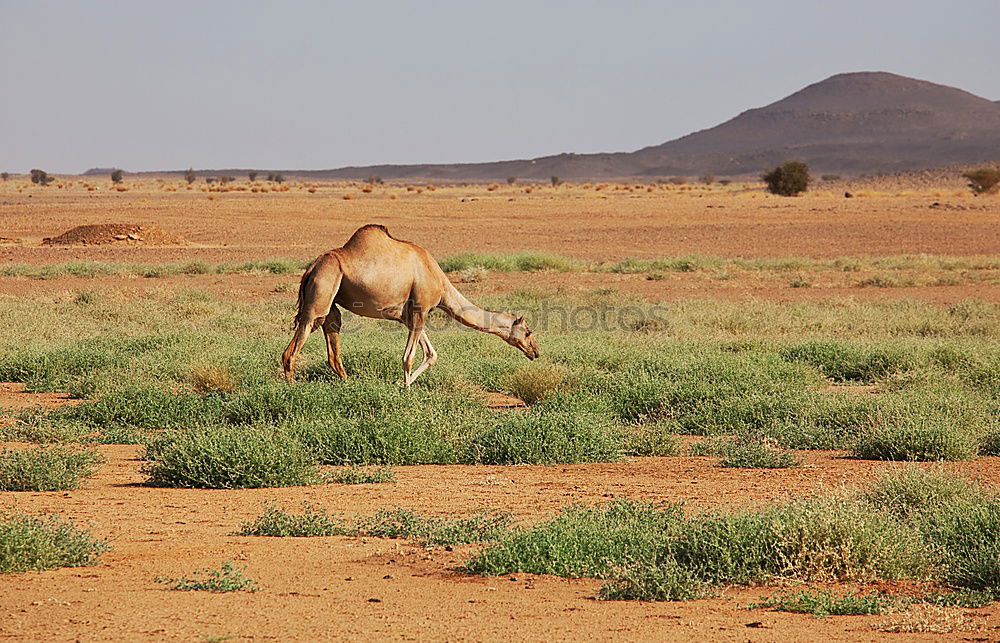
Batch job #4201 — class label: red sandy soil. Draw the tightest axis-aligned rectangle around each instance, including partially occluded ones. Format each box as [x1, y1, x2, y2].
[1, 184, 998, 264]
[2, 439, 998, 642]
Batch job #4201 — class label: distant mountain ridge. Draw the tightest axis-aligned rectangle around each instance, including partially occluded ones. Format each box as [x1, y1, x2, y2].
[153, 72, 1000, 180]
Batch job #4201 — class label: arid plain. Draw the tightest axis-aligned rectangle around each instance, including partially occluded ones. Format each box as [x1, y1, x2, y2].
[2, 176, 1000, 641]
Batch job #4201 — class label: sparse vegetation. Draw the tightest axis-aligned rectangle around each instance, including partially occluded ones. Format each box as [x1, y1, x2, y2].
[239, 502, 345, 537]
[332, 465, 396, 484]
[0, 445, 103, 491]
[184, 168, 196, 184]
[0, 512, 110, 573]
[110, 169, 124, 184]
[763, 161, 810, 196]
[748, 589, 898, 617]
[465, 469, 1000, 602]
[156, 561, 258, 593]
[248, 171, 258, 181]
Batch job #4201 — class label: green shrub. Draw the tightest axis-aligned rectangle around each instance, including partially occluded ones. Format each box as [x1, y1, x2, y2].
[0, 446, 103, 491]
[466, 500, 683, 578]
[238, 503, 345, 537]
[921, 499, 1000, 592]
[599, 559, 708, 601]
[780, 341, 902, 383]
[853, 416, 980, 462]
[142, 426, 319, 488]
[671, 496, 928, 584]
[860, 466, 986, 519]
[0, 512, 110, 573]
[717, 437, 800, 469]
[463, 411, 623, 465]
[762, 161, 810, 196]
[623, 426, 682, 457]
[156, 561, 258, 592]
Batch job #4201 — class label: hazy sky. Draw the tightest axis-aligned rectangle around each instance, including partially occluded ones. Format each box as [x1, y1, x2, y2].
[2, 0, 998, 174]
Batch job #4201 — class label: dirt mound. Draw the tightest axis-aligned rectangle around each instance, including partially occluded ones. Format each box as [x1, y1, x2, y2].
[42, 223, 187, 246]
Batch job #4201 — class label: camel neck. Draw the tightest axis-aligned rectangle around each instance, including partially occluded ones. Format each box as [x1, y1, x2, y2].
[440, 284, 514, 338]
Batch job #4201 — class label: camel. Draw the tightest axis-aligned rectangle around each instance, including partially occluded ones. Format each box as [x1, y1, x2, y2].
[281, 224, 539, 386]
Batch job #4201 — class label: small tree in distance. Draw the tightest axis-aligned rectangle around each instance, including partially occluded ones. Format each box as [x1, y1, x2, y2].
[962, 168, 1000, 195]
[248, 171, 258, 182]
[762, 161, 810, 196]
[1, 172, 9, 181]
[550, 175, 561, 187]
[184, 168, 196, 184]
[110, 169, 124, 184]
[30, 169, 54, 185]
[507, 176, 517, 185]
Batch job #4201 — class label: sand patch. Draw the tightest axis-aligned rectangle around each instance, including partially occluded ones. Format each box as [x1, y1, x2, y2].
[42, 223, 187, 246]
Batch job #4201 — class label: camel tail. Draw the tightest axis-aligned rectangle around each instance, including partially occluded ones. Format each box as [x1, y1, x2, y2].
[290, 255, 340, 332]
[290, 264, 314, 331]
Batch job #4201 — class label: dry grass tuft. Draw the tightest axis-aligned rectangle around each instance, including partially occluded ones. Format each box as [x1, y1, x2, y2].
[501, 363, 568, 405]
[878, 604, 989, 634]
[189, 364, 238, 394]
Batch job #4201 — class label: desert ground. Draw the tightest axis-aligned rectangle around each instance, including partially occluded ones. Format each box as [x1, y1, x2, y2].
[1, 175, 1000, 641]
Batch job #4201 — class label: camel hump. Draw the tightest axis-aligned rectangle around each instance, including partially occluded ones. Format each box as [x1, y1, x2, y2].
[344, 224, 404, 247]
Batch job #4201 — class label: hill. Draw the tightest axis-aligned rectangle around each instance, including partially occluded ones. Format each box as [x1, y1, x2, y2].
[153, 72, 1000, 180]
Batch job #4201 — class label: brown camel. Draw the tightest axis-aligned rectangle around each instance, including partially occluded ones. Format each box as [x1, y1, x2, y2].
[282, 224, 539, 386]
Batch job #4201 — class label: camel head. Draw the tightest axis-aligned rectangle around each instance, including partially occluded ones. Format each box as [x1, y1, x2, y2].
[506, 316, 539, 360]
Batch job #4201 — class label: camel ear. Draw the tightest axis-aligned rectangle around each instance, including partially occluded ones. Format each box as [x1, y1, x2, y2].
[514, 316, 524, 326]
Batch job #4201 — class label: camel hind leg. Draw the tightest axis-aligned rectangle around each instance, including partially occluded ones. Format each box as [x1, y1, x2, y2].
[282, 256, 344, 382]
[322, 306, 348, 381]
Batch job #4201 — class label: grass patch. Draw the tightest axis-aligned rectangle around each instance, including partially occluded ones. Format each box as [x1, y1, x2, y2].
[853, 416, 980, 461]
[466, 500, 683, 578]
[238, 503, 345, 537]
[711, 436, 800, 468]
[239, 504, 512, 545]
[142, 426, 320, 488]
[0, 445, 103, 491]
[0, 512, 110, 573]
[155, 561, 258, 593]
[438, 252, 581, 273]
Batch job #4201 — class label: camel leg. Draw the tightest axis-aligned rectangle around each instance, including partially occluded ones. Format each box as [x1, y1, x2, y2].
[401, 314, 427, 388]
[282, 256, 343, 383]
[407, 331, 438, 384]
[282, 323, 312, 383]
[322, 306, 348, 381]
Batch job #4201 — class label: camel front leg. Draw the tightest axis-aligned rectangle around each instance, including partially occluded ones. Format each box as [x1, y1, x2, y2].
[401, 317, 426, 388]
[407, 331, 438, 385]
[322, 307, 348, 381]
